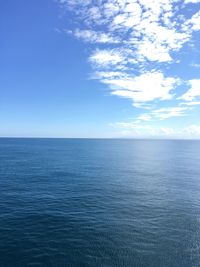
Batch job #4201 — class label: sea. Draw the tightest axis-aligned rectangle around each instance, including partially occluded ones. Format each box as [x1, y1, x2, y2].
[0, 138, 200, 267]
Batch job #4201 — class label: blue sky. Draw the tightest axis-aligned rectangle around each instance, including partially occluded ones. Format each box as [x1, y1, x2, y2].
[1, 0, 200, 138]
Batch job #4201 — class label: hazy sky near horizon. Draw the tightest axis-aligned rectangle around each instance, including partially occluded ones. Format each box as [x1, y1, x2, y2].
[1, 0, 200, 138]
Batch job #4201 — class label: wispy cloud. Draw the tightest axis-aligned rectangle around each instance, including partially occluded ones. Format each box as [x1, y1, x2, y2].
[112, 122, 200, 138]
[67, 29, 120, 43]
[179, 79, 200, 101]
[114, 106, 189, 129]
[58, 0, 200, 136]
[190, 63, 200, 68]
[105, 71, 179, 105]
[180, 101, 200, 105]
[89, 49, 126, 68]
[152, 107, 189, 119]
[185, 0, 200, 3]
[60, 0, 198, 66]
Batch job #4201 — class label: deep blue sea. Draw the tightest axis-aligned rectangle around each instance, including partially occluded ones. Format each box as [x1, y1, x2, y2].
[1, 138, 200, 267]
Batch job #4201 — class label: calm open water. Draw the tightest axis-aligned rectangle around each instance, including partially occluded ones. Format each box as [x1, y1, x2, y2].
[0, 138, 200, 267]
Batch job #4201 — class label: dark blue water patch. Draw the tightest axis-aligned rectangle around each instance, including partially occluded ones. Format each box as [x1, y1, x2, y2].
[0, 138, 200, 266]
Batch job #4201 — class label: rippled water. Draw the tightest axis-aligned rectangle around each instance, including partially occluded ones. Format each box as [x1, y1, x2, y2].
[0, 138, 200, 266]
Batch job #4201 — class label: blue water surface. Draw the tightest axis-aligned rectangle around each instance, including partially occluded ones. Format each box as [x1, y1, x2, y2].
[0, 138, 200, 267]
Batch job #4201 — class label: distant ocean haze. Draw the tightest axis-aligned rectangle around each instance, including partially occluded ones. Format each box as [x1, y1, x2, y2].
[0, 138, 200, 266]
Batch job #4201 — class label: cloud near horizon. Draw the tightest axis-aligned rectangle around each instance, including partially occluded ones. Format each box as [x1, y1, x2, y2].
[58, 0, 200, 137]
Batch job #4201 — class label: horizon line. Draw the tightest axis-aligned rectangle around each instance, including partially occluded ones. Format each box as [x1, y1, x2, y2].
[0, 137, 200, 141]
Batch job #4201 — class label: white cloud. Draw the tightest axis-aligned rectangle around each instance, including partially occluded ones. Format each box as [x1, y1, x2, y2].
[112, 122, 200, 138]
[185, 0, 200, 3]
[179, 79, 200, 101]
[111, 122, 177, 137]
[180, 101, 200, 105]
[89, 49, 126, 68]
[136, 39, 172, 62]
[59, 0, 200, 69]
[183, 11, 200, 31]
[58, 0, 200, 127]
[59, 0, 196, 66]
[93, 71, 128, 79]
[186, 125, 200, 135]
[152, 107, 188, 119]
[137, 114, 153, 122]
[103, 71, 178, 104]
[190, 63, 200, 68]
[111, 2, 142, 29]
[131, 21, 190, 63]
[122, 106, 189, 126]
[71, 29, 119, 43]
[190, 11, 200, 31]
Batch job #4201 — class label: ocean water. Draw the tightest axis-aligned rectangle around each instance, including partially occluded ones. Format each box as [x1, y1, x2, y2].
[0, 138, 200, 267]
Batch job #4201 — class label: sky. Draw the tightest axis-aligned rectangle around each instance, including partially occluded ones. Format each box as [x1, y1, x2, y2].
[1, 0, 200, 138]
